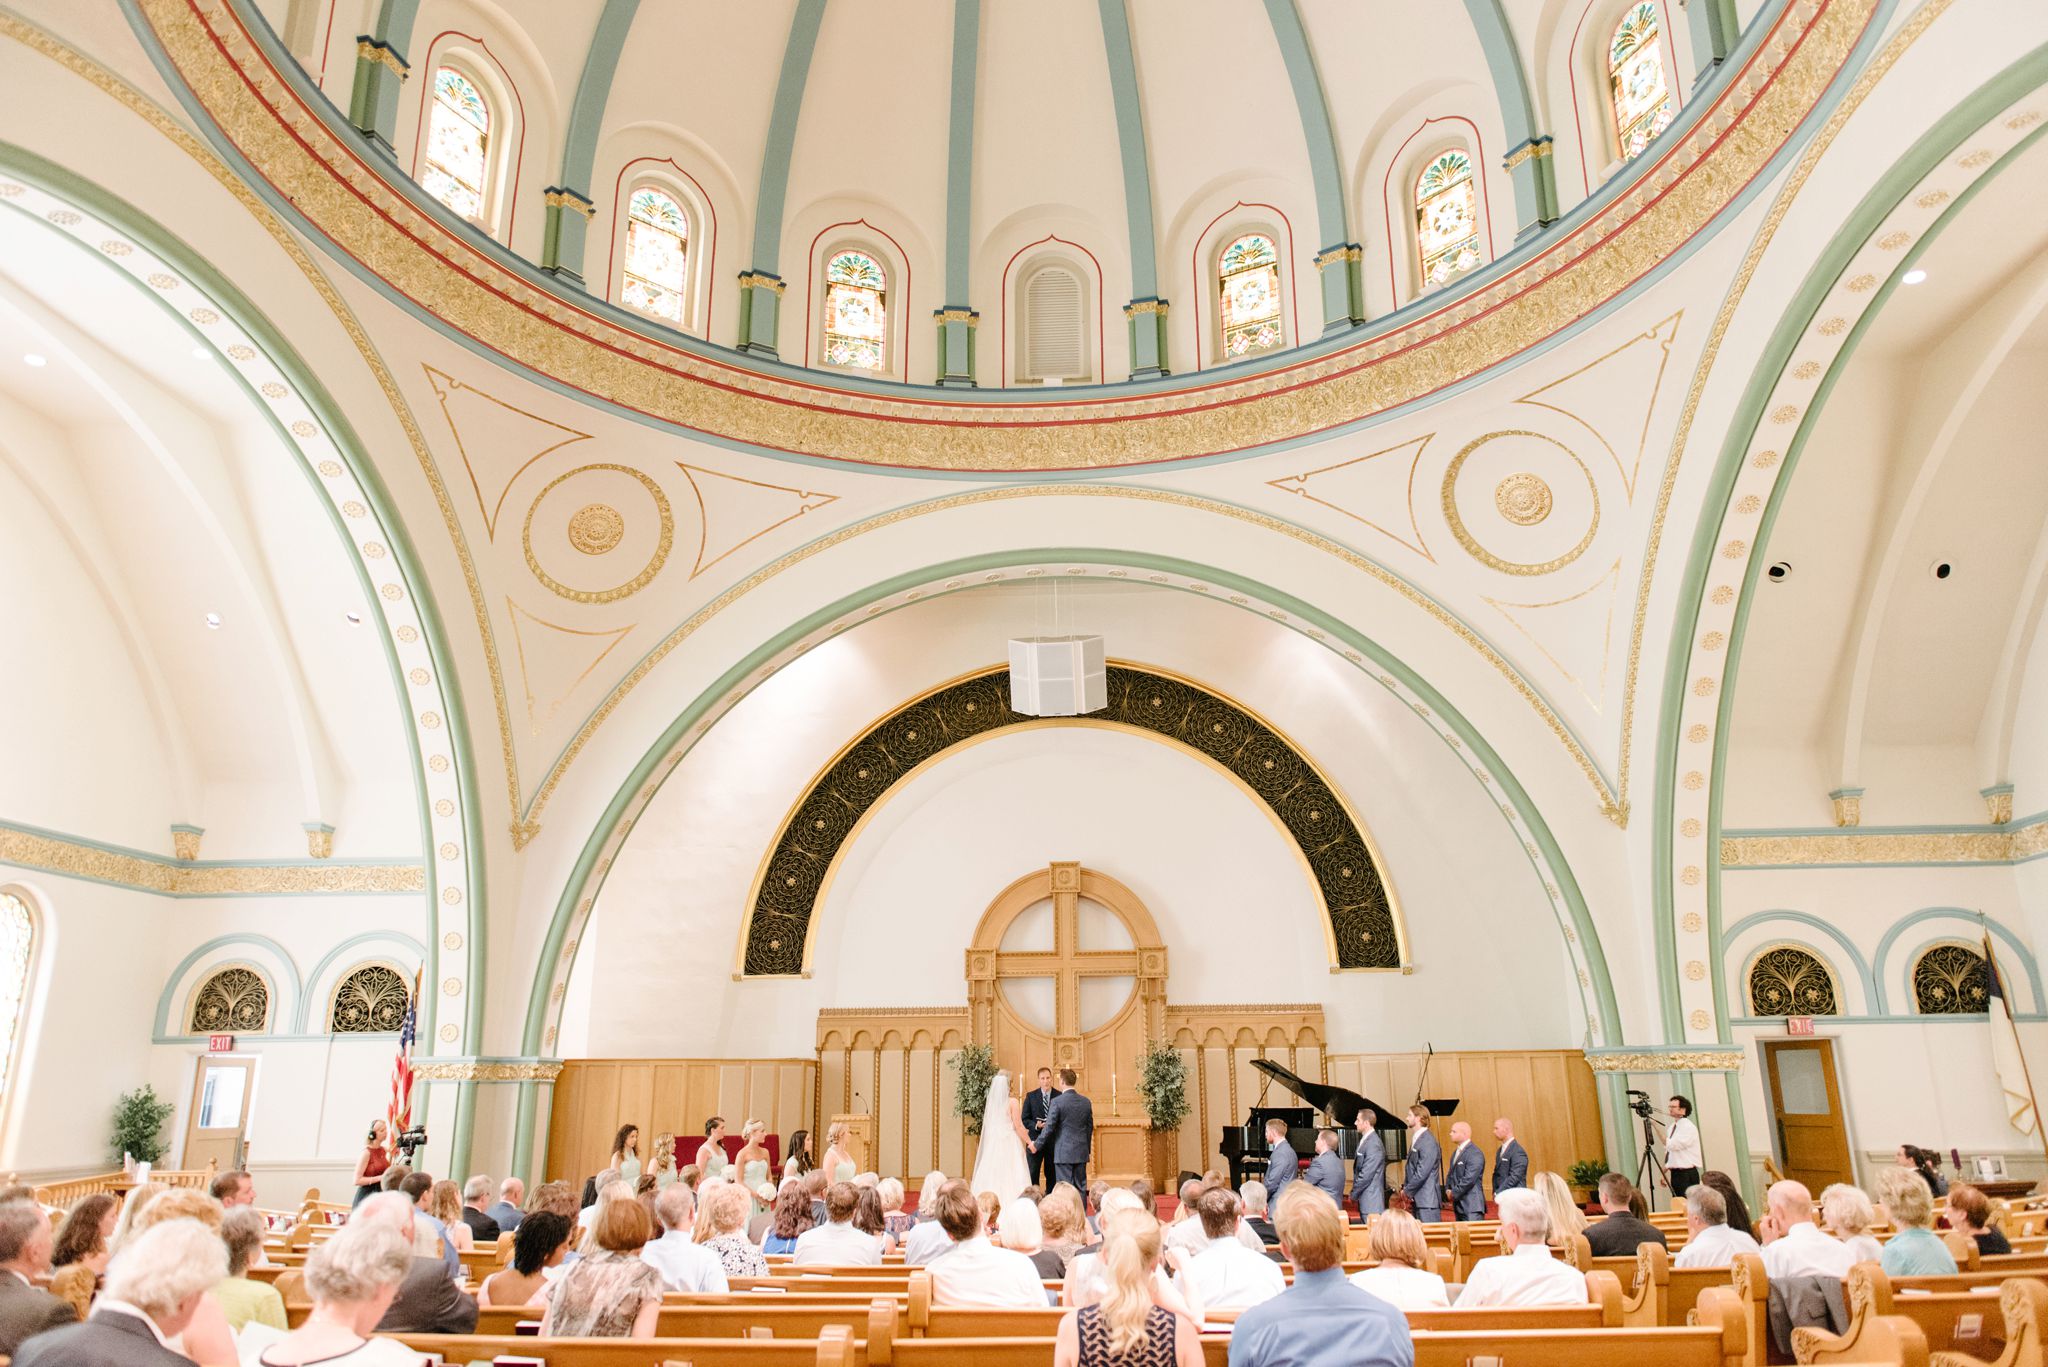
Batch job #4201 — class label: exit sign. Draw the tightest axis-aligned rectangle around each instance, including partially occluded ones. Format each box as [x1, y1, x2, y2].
[207, 1034, 235, 1052]
[1787, 1016, 1815, 1036]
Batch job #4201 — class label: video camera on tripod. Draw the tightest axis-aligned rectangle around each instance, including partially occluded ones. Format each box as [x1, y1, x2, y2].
[393, 1125, 428, 1161]
[1626, 1088, 1665, 1124]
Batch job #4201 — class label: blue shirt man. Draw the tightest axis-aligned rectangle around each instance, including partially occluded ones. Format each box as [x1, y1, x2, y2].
[1229, 1183, 1412, 1367]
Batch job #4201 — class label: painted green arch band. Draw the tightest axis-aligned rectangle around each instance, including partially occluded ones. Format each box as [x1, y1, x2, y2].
[741, 663, 1402, 975]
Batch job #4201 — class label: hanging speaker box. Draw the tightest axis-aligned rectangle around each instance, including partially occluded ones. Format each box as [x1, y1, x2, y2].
[1008, 635, 1107, 717]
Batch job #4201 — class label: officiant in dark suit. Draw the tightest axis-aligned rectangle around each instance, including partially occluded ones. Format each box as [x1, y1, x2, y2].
[1033, 1068, 1093, 1193]
[1021, 1067, 1055, 1188]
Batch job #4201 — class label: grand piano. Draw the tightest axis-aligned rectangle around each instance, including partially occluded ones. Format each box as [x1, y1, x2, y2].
[1218, 1059, 1409, 1189]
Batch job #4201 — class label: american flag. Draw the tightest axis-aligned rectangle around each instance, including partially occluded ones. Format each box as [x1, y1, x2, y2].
[386, 968, 421, 1153]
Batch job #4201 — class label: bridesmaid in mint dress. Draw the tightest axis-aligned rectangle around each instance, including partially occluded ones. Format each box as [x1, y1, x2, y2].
[736, 1120, 773, 1212]
[694, 1116, 728, 1181]
[609, 1124, 642, 1187]
[649, 1132, 678, 1189]
[783, 1128, 814, 1181]
[821, 1121, 857, 1183]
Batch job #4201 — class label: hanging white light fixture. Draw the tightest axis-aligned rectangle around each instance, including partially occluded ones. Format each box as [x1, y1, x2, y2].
[1008, 634, 1107, 716]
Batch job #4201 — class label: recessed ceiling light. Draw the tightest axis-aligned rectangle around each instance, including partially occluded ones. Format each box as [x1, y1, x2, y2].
[204, 612, 222, 629]
[344, 611, 363, 626]
[22, 353, 46, 367]
[1902, 269, 1928, 285]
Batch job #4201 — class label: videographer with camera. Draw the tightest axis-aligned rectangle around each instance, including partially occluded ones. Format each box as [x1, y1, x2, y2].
[1663, 1095, 1700, 1197]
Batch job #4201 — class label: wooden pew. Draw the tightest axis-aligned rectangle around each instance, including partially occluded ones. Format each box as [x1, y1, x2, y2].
[460, 1300, 886, 1338]
[1930, 1278, 2048, 1367]
[1563, 1231, 1645, 1288]
[1795, 1261, 2008, 1364]
[396, 1334, 828, 1365]
[1625, 1241, 1742, 1328]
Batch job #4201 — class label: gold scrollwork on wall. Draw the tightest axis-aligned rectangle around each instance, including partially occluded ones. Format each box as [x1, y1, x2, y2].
[522, 464, 673, 604]
[741, 665, 1402, 977]
[1440, 431, 1599, 576]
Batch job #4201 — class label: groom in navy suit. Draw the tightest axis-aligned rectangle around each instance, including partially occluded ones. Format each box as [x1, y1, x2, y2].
[1021, 1067, 1055, 1188]
[1031, 1068, 1093, 1193]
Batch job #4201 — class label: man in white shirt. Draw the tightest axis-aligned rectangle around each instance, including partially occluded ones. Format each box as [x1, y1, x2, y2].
[792, 1183, 884, 1266]
[1672, 1185, 1761, 1269]
[1164, 1182, 1264, 1255]
[924, 1181, 1049, 1308]
[1759, 1179, 1856, 1280]
[1177, 1188, 1284, 1311]
[641, 1185, 730, 1293]
[1458, 1189, 1588, 1307]
[1664, 1095, 1703, 1198]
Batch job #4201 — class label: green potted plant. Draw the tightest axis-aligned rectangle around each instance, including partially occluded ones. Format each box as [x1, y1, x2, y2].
[1136, 1040, 1190, 1185]
[1567, 1158, 1610, 1206]
[110, 1085, 176, 1167]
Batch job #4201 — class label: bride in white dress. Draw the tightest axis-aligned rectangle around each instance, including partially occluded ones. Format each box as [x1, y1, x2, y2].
[969, 1069, 1031, 1206]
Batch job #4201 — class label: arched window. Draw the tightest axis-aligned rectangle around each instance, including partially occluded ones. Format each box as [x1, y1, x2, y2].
[1746, 946, 1838, 1017]
[0, 892, 35, 1104]
[1021, 262, 1086, 383]
[623, 187, 689, 325]
[1415, 151, 1482, 289]
[422, 67, 491, 220]
[1218, 234, 1282, 360]
[189, 966, 269, 1034]
[823, 250, 888, 372]
[329, 965, 411, 1034]
[1914, 942, 1989, 1015]
[1608, 2, 1674, 162]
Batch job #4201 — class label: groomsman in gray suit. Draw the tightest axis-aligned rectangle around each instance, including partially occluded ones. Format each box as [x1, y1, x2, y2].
[1491, 1117, 1529, 1199]
[1402, 1105, 1443, 1221]
[1261, 1117, 1299, 1204]
[1444, 1121, 1488, 1220]
[1304, 1129, 1345, 1204]
[1350, 1107, 1386, 1221]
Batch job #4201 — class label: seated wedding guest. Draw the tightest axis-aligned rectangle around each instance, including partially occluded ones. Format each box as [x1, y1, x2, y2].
[1758, 1180, 1857, 1280]
[247, 1221, 422, 1367]
[1533, 1171, 1586, 1249]
[1053, 1210, 1202, 1367]
[1877, 1167, 1957, 1276]
[1346, 1209, 1448, 1310]
[1584, 1174, 1666, 1256]
[1900, 1144, 1950, 1198]
[426, 1181, 473, 1253]
[763, 1184, 814, 1255]
[1672, 1185, 1761, 1269]
[50, 1193, 117, 1278]
[853, 1185, 889, 1246]
[1239, 1181, 1276, 1245]
[577, 1168, 620, 1231]
[124, 1189, 236, 1366]
[878, 1177, 914, 1244]
[524, 1180, 577, 1220]
[17, 1220, 226, 1367]
[212, 1207, 287, 1333]
[1020, 1185, 1046, 1204]
[354, 1193, 477, 1335]
[107, 1184, 162, 1256]
[1040, 1185, 1090, 1270]
[1459, 1188, 1587, 1308]
[1819, 1183, 1883, 1263]
[904, 1173, 957, 1266]
[1179, 1188, 1285, 1311]
[1064, 1192, 1194, 1312]
[542, 1198, 664, 1339]
[999, 1195, 1068, 1279]
[1087, 1180, 1108, 1235]
[458, 1177, 500, 1244]
[1170, 1180, 1203, 1226]
[697, 1182, 767, 1280]
[927, 1181, 1049, 1308]
[576, 1180, 635, 1257]
[1949, 1184, 2012, 1255]
[1229, 1185, 1406, 1367]
[978, 1190, 1002, 1239]
[1166, 1183, 1263, 1255]
[643, 1185, 729, 1294]
[1703, 1170, 1757, 1240]
[793, 1182, 884, 1266]
[802, 1169, 831, 1226]
[398, 1174, 458, 1275]
[0, 1200, 78, 1354]
[677, 1164, 702, 1193]
[1129, 1179, 1156, 1216]
[487, 1177, 525, 1234]
[379, 1167, 410, 1196]
[477, 1211, 570, 1307]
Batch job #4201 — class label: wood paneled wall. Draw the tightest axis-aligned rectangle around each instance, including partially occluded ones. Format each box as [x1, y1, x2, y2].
[547, 1059, 815, 1186]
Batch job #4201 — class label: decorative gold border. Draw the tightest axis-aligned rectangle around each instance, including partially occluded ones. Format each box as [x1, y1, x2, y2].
[1722, 817, 2048, 867]
[1584, 1049, 1744, 1072]
[520, 462, 674, 603]
[413, 1059, 563, 1082]
[129, 0, 1876, 471]
[1439, 429, 1599, 575]
[0, 824, 423, 896]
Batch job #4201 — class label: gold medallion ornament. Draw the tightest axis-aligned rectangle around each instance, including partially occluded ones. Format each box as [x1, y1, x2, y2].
[566, 503, 625, 555]
[1493, 473, 1554, 525]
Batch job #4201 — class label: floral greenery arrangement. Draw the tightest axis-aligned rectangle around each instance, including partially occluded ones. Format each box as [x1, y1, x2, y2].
[1136, 1039, 1190, 1133]
[1567, 1158, 1611, 1192]
[110, 1085, 176, 1166]
[949, 1043, 998, 1137]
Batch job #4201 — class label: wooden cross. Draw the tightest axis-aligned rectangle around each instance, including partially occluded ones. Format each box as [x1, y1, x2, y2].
[989, 862, 1144, 1040]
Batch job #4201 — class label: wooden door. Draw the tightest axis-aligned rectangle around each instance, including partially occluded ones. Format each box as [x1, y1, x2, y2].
[1762, 1039, 1853, 1190]
[182, 1057, 254, 1172]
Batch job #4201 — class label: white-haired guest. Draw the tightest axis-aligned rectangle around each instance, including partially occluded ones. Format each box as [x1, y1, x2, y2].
[17, 1220, 229, 1367]
[1458, 1188, 1587, 1307]
[643, 1184, 728, 1294]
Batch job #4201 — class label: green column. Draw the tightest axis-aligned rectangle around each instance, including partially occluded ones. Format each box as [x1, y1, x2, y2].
[346, 39, 410, 156]
[1313, 245, 1364, 331]
[736, 272, 785, 359]
[1502, 137, 1561, 241]
[540, 189, 595, 286]
[449, 1078, 477, 1181]
[934, 309, 978, 387]
[511, 1080, 538, 1184]
[1124, 299, 1169, 380]
[1686, 0, 1741, 79]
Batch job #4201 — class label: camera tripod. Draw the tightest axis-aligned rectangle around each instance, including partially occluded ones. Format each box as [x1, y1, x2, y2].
[1633, 1108, 1668, 1200]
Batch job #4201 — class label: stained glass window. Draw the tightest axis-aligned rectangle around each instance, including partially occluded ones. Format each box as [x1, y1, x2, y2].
[623, 187, 688, 324]
[190, 966, 269, 1033]
[0, 893, 32, 1105]
[1416, 151, 1482, 289]
[824, 250, 887, 371]
[1218, 234, 1282, 359]
[330, 965, 410, 1034]
[1914, 943, 1990, 1015]
[422, 67, 490, 220]
[1747, 946, 1838, 1017]
[1608, 2, 1674, 162]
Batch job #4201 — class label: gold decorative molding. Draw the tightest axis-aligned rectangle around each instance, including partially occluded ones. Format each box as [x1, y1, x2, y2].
[1721, 817, 2048, 868]
[1313, 245, 1363, 268]
[1830, 791, 1863, 828]
[171, 826, 202, 861]
[1440, 430, 1599, 576]
[1502, 139, 1555, 170]
[542, 188, 594, 218]
[1494, 473, 1554, 526]
[565, 503, 624, 556]
[413, 1059, 563, 1082]
[933, 308, 978, 325]
[303, 824, 334, 859]
[520, 463, 673, 604]
[127, 0, 1877, 471]
[354, 38, 406, 78]
[738, 271, 786, 295]
[1584, 1050, 1743, 1072]
[1985, 787, 2015, 825]
[0, 823, 423, 896]
[1121, 299, 1169, 317]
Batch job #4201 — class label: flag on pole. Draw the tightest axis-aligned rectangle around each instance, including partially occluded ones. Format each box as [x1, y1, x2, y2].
[387, 968, 421, 1154]
[1983, 932, 2036, 1135]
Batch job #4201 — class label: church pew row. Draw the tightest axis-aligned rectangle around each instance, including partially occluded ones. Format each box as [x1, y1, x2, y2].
[1922, 1279, 2048, 1367]
[1624, 1242, 1749, 1328]
[1794, 1266, 2048, 1365]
